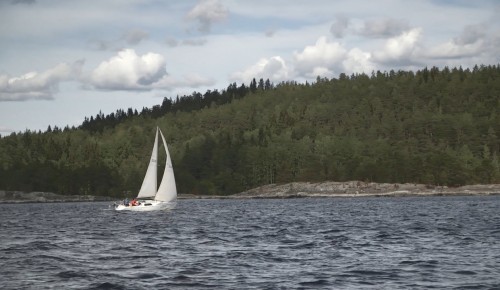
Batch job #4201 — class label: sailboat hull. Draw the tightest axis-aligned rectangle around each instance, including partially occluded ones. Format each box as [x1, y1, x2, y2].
[115, 200, 176, 212]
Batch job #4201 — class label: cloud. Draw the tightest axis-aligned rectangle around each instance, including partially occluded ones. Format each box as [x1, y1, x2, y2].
[122, 29, 149, 45]
[182, 38, 207, 46]
[182, 73, 215, 87]
[86, 49, 215, 91]
[154, 73, 215, 89]
[359, 18, 410, 38]
[330, 15, 349, 38]
[88, 29, 149, 51]
[165, 37, 207, 47]
[165, 37, 179, 47]
[10, 0, 35, 5]
[87, 39, 110, 51]
[292, 37, 375, 77]
[0, 126, 14, 134]
[294, 36, 347, 78]
[230, 56, 291, 83]
[265, 29, 276, 38]
[427, 39, 485, 60]
[343, 48, 375, 74]
[87, 49, 167, 91]
[230, 37, 376, 82]
[373, 28, 423, 65]
[454, 24, 486, 45]
[426, 24, 490, 60]
[0, 61, 83, 101]
[186, 0, 228, 33]
[165, 38, 207, 47]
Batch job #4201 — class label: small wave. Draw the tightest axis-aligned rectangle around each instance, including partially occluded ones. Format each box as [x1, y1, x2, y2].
[129, 254, 161, 259]
[56, 270, 90, 279]
[87, 282, 126, 290]
[400, 260, 421, 265]
[193, 229, 207, 235]
[279, 238, 299, 245]
[289, 241, 316, 249]
[318, 228, 343, 234]
[248, 224, 265, 230]
[299, 279, 330, 286]
[32, 254, 66, 262]
[96, 255, 123, 261]
[163, 282, 217, 288]
[225, 251, 247, 259]
[197, 239, 216, 245]
[134, 273, 162, 279]
[399, 259, 439, 268]
[177, 268, 204, 275]
[109, 245, 135, 251]
[452, 284, 492, 289]
[173, 274, 191, 280]
[454, 270, 477, 275]
[96, 253, 159, 261]
[203, 235, 231, 243]
[327, 234, 349, 246]
[375, 232, 391, 239]
[276, 228, 290, 234]
[25, 240, 61, 251]
[347, 270, 388, 276]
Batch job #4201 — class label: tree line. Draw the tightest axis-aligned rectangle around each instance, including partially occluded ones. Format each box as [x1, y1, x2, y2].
[1, 65, 499, 197]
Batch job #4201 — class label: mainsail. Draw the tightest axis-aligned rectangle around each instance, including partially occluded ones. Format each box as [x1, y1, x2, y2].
[136, 129, 159, 199]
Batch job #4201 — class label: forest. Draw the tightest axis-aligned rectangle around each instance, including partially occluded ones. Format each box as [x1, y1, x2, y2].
[1, 65, 499, 197]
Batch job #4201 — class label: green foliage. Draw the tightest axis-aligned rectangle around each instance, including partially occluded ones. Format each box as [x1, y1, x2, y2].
[1, 66, 500, 196]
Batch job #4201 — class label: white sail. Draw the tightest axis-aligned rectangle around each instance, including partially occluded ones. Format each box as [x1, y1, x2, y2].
[136, 128, 159, 199]
[155, 128, 177, 202]
[115, 126, 177, 211]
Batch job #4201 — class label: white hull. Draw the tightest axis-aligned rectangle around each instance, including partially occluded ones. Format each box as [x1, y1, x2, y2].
[115, 200, 176, 212]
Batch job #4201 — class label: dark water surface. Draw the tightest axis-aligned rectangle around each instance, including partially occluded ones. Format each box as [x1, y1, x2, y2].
[1, 196, 499, 289]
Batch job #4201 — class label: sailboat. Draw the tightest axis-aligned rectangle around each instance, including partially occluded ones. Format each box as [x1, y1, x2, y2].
[115, 127, 177, 211]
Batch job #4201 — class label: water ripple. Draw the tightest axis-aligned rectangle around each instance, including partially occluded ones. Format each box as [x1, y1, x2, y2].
[0, 196, 499, 289]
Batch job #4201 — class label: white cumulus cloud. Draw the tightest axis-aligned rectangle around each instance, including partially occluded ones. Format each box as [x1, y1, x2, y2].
[88, 49, 167, 90]
[343, 48, 375, 74]
[230, 56, 291, 83]
[0, 61, 83, 101]
[373, 28, 423, 65]
[294, 36, 347, 78]
[87, 49, 215, 91]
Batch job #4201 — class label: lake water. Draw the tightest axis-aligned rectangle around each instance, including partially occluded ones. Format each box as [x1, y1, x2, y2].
[0, 196, 499, 289]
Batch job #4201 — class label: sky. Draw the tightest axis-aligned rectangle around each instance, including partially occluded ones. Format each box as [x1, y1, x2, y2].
[1, 0, 499, 135]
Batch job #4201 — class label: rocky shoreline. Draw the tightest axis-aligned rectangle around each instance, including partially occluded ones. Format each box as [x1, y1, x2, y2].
[235, 181, 500, 198]
[180, 181, 500, 199]
[2, 181, 500, 203]
[0, 191, 114, 203]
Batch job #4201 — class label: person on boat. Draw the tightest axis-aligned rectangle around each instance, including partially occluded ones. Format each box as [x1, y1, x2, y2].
[123, 198, 129, 206]
[130, 198, 139, 206]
